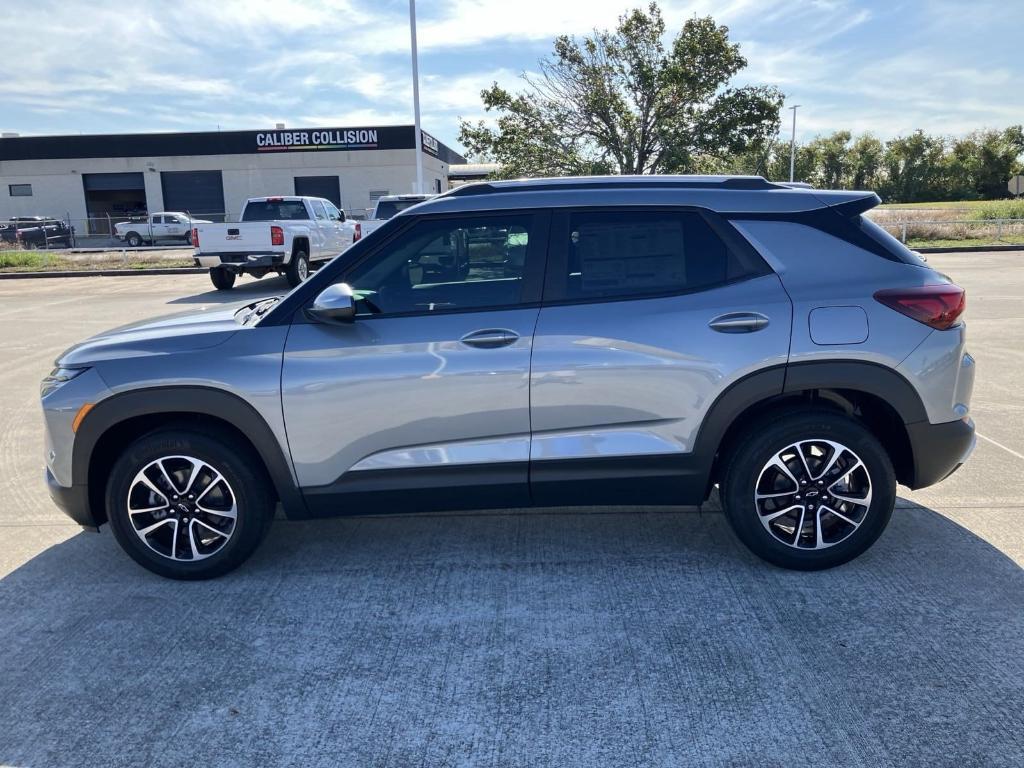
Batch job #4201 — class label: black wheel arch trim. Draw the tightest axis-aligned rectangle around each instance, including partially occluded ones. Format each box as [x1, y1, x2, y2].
[72, 386, 306, 518]
[692, 359, 929, 492]
[782, 360, 928, 423]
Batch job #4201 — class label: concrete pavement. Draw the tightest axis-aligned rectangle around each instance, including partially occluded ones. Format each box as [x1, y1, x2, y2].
[0, 260, 1021, 767]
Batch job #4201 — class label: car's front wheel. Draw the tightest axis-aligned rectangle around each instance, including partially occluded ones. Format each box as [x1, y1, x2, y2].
[106, 428, 274, 579]
[721, 409, 896, 570]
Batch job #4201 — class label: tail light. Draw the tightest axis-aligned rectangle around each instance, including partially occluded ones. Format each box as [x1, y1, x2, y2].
[353, 222, 361, 242]
[191, 227, 199, 247]
[874, 284, 965, 330]
[271, 225, 284, 246]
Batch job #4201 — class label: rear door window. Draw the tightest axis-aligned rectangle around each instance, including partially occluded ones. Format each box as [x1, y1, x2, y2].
[551, 209, 765, 302]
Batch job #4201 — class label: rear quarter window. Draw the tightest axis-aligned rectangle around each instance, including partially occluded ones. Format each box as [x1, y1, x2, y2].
[858, 216, 929, 266]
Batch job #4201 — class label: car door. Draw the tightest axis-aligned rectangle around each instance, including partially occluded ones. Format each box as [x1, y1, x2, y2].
[281, 209, 549, 514]
[162, 215, 185, 239]
[322, 200, 350, 253]
[529, 207, 792, 506]
[308, 200, 335, 259]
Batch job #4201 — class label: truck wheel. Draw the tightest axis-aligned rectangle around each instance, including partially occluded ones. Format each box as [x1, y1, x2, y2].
[721, 409, 896, 571]
[105, 427, 275, 579]
[125, 232, 143, 247]
[209, 267, 236, 290]
[285, 249, 309, 288]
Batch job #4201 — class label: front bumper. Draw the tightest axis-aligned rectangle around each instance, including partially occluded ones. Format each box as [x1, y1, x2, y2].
[45, 467, 99, 530]
[195, 251, 286, 270]
[906, 417, 976, 489]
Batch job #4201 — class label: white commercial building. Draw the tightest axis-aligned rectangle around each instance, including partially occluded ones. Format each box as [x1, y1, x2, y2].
[0, 125, 465, 233]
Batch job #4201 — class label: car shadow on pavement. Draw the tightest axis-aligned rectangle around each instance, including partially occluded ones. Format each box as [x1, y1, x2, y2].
[168, 275, 293, 305]
[1, 501, 1022, 767]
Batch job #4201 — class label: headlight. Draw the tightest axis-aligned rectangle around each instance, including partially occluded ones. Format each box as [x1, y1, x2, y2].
[40, 366, 88, 398]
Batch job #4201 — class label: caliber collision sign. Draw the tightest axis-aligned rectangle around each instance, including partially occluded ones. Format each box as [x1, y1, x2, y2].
[256, 128, 381, 152]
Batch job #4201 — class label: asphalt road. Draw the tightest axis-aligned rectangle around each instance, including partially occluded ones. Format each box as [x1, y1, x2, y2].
[0, 258, 1022, 767]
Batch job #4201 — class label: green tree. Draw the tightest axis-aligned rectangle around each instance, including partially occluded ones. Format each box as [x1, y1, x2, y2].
[879, 131, 950, 202]
[459, 3, 784, 177]
[848, 134, 885, 190]
[947, 127, 1024, 199]
[802, 131, 852, 188]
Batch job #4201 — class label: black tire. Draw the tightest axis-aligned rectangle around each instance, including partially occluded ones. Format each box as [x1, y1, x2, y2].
[125, 232, 143, 248]
[721, 409, 896, 571]
[105, 428, 275, 579]
[210, 267, 236, 290]
[284, 249, 309, 288]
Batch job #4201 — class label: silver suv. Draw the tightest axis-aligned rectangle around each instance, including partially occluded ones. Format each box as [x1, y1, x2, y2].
[41, 176, 976, 579]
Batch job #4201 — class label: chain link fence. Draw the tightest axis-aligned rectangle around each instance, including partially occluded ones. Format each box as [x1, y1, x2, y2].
[0, 212, 228, 252]
[868, 208, 1024, 248]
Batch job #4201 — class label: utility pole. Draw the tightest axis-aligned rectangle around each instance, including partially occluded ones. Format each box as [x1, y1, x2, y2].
[790, 105, 798, 183]
[409, 0, 424, 194]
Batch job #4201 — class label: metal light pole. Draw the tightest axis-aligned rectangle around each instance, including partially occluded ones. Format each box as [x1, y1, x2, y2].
[409, 0, 424, 194]
[788, 104, 801, 183]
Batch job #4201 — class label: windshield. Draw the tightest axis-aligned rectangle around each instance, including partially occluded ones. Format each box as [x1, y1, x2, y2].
[374, 199, 423, 220]
[242, 201, 310, 222]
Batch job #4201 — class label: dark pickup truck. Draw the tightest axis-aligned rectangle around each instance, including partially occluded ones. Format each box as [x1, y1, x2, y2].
[0, 217, 73, 248]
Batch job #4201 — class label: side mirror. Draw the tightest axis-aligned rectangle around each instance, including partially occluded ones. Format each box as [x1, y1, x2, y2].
[307, 283, 356, 323]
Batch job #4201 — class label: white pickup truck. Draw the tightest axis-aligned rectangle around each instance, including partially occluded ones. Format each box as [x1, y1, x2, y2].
[355, 194, 436, 242]
[192, 196, 356, 290]
[114, 212, 211, 247]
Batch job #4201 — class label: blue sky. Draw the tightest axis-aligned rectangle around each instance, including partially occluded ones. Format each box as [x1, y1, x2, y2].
[2, 0, 1022, 154]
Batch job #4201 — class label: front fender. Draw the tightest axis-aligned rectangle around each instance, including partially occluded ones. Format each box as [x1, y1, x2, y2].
[73, 386, 307, 519]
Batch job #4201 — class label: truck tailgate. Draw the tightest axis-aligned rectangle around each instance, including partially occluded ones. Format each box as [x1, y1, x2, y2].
[194, 223, 274, 253]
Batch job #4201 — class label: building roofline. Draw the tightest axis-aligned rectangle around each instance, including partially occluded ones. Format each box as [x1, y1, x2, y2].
[0, 125, 466, 165]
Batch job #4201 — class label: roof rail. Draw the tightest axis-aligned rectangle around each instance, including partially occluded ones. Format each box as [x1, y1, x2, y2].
[444, 175, 787, 197]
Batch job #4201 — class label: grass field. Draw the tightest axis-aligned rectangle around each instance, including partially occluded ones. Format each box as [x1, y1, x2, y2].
[906, 235, 1024, 248]
[871, 199, 1024, 246]
[0, 249, 194, 273]
[877, 199, 1024, 218]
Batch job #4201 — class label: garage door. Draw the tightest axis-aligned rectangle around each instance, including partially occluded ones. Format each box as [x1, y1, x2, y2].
[83, 172, 145, 191]
[294, 176, 341, 208]
[160, 171, 226, 221]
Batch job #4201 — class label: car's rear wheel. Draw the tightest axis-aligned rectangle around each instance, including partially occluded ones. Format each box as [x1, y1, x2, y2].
[284, 249, 309, 288]
[721, 409, 895, 570]
[209, 267, 236, 290]
[106, 428, 274, 579]
[125, 232, 143, 247]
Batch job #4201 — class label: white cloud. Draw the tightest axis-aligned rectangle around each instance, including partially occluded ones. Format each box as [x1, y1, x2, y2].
[0, 0, 1021, 151]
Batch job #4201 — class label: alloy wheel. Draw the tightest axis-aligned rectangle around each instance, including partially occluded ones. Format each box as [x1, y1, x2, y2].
[754, 439, 872, 549]
[126, 455, 237, 561]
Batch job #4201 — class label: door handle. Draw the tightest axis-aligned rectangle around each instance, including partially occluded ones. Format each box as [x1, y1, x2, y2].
[459, 329, 519, 348]
[708, 312, 770, 333]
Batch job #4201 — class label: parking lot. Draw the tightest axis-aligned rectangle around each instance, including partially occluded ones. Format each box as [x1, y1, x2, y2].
[0, 254, 1022, 766]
